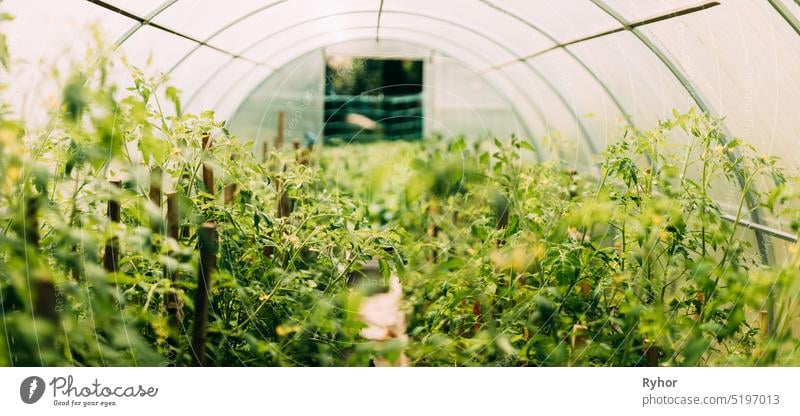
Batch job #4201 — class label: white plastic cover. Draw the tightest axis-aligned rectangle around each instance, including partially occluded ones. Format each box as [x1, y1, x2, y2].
[2, 0, 800, 252]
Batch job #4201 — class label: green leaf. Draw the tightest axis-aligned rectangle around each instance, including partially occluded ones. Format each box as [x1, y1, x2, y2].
[516, 140, 535, 152]
[62, 74, 87, 122]
[165, 85, 182, 117]
[0, 33, 9, 71]
[139, 134, 170, 165]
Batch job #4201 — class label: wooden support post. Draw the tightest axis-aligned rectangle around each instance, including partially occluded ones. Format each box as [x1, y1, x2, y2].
[165, 193, 184, 326]
[191, 223, 217, 366]
[760, 309, 770, 338]
[496, 207, 509, 230]
[103, 181, 121, 273]
[70, 246, 80, 281]
[26, 197, 58, 323]
[643, 338, 660, 366]
[277, 187, 291, 218]
[758, 309, 771, 360]
[149, 168, 163, 209]
[24, 196, 40, 247]
[224, 183, 236, 206]
[472, 300, 481, 334]
[33, 271, 58, 324]
[275, 111, 285, 150]
[166, 193, 180, 243]
[276, 165, 292, 218]
[426, 204, 439, 262]
[202, 133, 214, 195]
[149, 167, 163, 236]
[293, 138, 310, 166]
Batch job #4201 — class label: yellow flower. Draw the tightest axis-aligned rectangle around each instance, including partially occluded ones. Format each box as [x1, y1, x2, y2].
[258, 292, 268, 302]
[276, 324, 301, 337]
[153, 322, 168, 340]
[7, 166, 19, 182]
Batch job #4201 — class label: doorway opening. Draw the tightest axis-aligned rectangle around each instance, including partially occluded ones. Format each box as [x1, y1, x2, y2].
[323, 57, 423, 144]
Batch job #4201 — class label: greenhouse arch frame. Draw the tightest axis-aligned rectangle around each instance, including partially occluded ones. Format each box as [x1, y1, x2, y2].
[4, 0, 800, 257]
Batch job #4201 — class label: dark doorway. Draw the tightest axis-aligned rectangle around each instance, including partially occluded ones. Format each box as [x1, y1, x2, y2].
[323, 57, 423, 144]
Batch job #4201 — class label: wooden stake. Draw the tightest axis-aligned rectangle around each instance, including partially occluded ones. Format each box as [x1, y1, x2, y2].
[165, 193, 184, 326]
[224, 184, 236, 206]
[33, 272, 58, 324]
[166, 193, 180, 244]
[758, 309, 771, 361]
[26, 197, 58, 323]
[294, 138, 311, 166]
[149, 168, 163, 208]
[275, 111, 285, 149]
[149, 167, 163, 236]
[643, 338, 660, 366]
[24, 196, 40, 247]
[70, 245, 80, 281]
[201, 133, 214, 195]
[292, 138, 301, 164]
[277, 189, 291, 218]
[276, 165, 292, 218]
[759, 309, 769, 338]
[426, 204, 439, 262]
[191, 223, 217, 366]
[262, 238, 275, 259]
[70, 182, 81, 281]
[103, 181, 121, 273]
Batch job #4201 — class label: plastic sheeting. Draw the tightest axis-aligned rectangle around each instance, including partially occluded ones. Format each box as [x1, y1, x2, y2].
[2, 0, 800, 257]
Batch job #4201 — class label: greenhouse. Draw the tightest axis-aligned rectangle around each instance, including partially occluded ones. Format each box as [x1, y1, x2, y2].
[0, 0, 799, 368]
